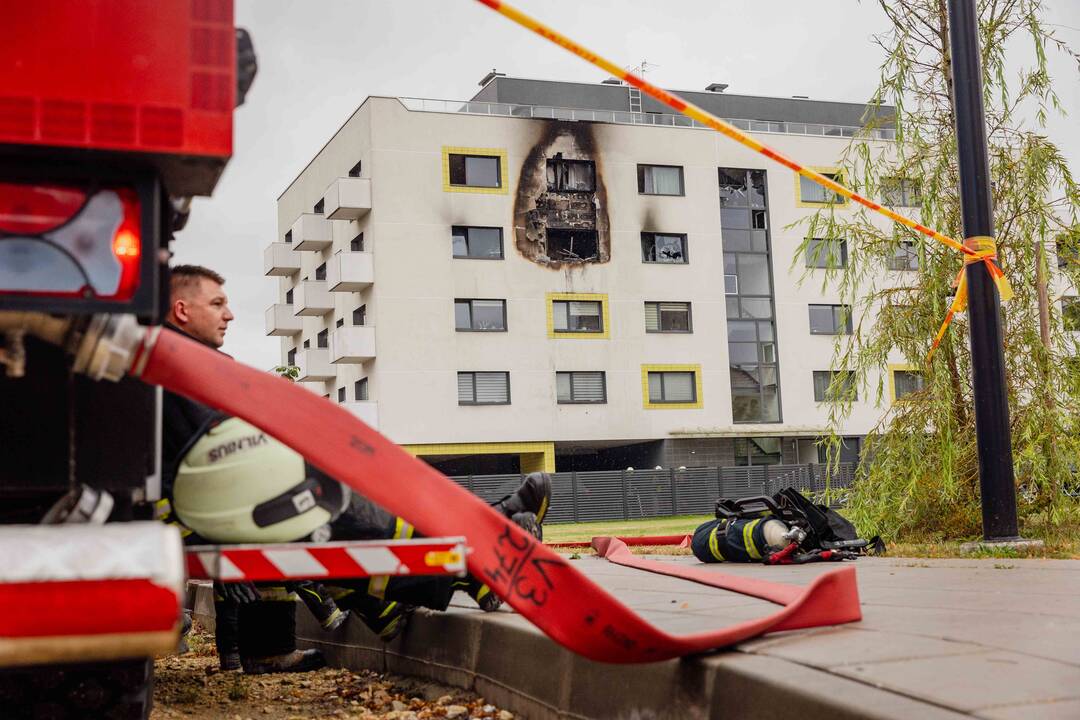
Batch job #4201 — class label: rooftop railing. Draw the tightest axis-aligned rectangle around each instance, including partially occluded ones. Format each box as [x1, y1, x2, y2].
[398, 96, 895, 140]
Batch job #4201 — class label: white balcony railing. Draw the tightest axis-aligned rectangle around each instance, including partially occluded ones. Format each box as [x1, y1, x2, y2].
[263, 242, 300, 276]
[290, 213, 331, 252]
[293, 280, 333, 316]
[342, 401, 378, 428]
[323, 177, 372, 221]
[295, 348, 335, 382]
[327, 251, 373, 292]
[330, 325, 376, 363]
[264, 303, 302, 336]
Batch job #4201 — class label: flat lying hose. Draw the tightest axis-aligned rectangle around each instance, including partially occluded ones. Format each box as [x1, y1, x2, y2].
[133, 328, 861, 663]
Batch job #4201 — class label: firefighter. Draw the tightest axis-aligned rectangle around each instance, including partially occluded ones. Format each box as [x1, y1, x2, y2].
[163, 264, 329, 673]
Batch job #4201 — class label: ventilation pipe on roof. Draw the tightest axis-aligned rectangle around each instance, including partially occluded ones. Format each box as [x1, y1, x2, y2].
[705, 83, 729, 93]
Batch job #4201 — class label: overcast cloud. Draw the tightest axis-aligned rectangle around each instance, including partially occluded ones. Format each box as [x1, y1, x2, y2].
[170, 0, 1080, 369]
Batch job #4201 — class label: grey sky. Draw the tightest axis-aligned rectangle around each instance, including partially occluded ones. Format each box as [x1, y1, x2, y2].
[171, 0, 1080, 369]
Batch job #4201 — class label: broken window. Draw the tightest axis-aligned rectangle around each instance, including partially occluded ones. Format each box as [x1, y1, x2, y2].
[641, 232, 687, 263]
[448, 153, 501, 188]
[546, 157, 595, 192]
[546, 228, 598, 262]
[552, 300, 602, 333]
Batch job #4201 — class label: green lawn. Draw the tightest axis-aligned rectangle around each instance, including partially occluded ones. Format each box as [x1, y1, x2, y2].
[544, 514, 712, 543]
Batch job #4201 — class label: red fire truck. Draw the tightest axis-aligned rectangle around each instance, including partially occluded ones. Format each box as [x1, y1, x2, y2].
[0, 4, 469, 717]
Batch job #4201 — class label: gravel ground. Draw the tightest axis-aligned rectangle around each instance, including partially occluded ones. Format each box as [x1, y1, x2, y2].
[152, 629, 515, 720]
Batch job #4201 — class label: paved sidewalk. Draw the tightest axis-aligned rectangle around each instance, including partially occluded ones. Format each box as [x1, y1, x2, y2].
[194, 554, 1080, 719]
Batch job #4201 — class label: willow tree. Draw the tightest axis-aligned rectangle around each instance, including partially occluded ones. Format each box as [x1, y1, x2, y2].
[801, 0, 1080, 539]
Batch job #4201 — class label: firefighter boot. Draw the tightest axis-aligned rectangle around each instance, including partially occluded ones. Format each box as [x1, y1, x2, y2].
[293, 581, 350, 631]
[494, 472, 552, 536]
[241, 649, 326, 675]
[455, 511, 542, 612]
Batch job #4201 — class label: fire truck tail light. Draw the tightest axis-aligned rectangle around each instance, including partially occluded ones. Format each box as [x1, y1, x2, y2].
[0, 181, 142, 301]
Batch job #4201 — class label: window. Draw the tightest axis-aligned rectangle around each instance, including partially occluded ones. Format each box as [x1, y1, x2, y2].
[546, 228, 598, 262]
[452, 226, 503, 259]
[638, 164, 684, 195]
[724, 274, 738, 295]
[734, 437, 782, 466]
[285, 288, 294, 304]
[552, 300, 602, 333]
[805, 239, 848, 269]
[641, 232, 688, 263]
[315, 262, 326, 281]
[556, 371, 606, 404]
[350, 233, 364, 252]
[813, 370, 857, 402]
[547, 157, 595, 192]
[809, 304, 852, 335]
[882, 177, 922, 207]
[354, 378, 368, 401]
[645, 301, 692, 332]
[303, 339, 310, 349]
[817, 436, 862, 465]
[335, 318, 344, 328]
[457, 372, 510, 405]
[286, 348, 296, 366]
[647, 370, 697, 404]
[337, 387, 346, 403]
[348, 160, 362, 178]
[353, 305, 366, 326]
[448, 153, 501, 188]
[284, 230, 293, 244]
[455, 299, 507, 331]
[313, 198, 325, 214]
[798, 171, 845, 205]
[892, 369, 924, 400]
[317, 329, 328, 348]
[887, 241, 919, 271]
[1064, 297, 1080, 332]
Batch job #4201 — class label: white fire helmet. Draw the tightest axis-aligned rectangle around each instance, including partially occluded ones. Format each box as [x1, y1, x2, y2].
[172, 417, 349, 543]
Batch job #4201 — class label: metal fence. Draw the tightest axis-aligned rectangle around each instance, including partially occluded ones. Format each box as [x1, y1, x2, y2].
[398, 97, 896, 141]
[450, 463, 856, 524]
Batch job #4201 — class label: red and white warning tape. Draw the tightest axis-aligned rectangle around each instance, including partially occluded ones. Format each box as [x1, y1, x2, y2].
[186, 537, 468, 582]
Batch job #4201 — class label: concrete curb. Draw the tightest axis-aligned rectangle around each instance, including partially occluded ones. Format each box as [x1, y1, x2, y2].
[190, 582, 969, 720]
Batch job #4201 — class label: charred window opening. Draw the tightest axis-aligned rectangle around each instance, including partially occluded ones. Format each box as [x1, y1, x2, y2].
[547, 229, 598, 262]
[546, 156, 595, 192]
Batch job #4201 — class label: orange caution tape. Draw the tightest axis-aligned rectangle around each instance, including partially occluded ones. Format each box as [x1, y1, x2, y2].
[474, 0, 1012, 355]
[928, 236, 1014, 360]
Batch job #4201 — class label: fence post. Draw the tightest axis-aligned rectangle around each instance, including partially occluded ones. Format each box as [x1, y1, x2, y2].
[716, 466, 724, 498]
[669, 468, 678, 515]
[466, 475, 475, 494]
[621, 470, 630, 520]
[571, 471, 579, 522]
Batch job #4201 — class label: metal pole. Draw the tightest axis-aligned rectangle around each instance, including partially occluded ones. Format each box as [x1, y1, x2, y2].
[947, 0, 1020, 540]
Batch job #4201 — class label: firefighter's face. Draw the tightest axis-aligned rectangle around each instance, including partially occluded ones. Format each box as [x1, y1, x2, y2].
[172, 278, 235, 348]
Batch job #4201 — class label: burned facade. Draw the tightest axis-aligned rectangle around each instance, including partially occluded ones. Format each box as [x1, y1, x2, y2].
[513, 122, 611, 268]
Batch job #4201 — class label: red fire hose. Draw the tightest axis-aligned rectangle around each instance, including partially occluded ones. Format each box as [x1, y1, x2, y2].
[133, 328, 860, 663]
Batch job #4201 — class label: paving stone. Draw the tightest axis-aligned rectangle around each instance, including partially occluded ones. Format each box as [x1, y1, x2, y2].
[745, 627, 984, 667]
[832, 651, 1080, 712]
[975, 697, 1080, 719]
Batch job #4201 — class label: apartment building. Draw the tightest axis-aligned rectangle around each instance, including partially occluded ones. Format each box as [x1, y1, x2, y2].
[266, 74, 910, 475]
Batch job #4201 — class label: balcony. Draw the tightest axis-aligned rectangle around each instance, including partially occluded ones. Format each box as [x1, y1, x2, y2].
[323, 177, 372, 221]
[290, 213, 331, 251]
[265, 304, 302, 336]
[295, 348, 335, 382]
[264, 242, 300, 276]
[330, 326, 376, 363]
[342, 401, 379, 428]
[326, 251, 374, 292]
[293, 280, 333, 316]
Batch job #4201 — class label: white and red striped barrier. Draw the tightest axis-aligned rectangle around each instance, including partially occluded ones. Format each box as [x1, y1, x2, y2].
[186, 537, 469, 582]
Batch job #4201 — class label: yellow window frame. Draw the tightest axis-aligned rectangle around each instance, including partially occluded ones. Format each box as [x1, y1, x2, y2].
[547, 292, 610, 339]
[442, 146, 509, 195]
[641, 363, 704, 409]
[888, 363, 923, 403]
[794, 166, 849, 208]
